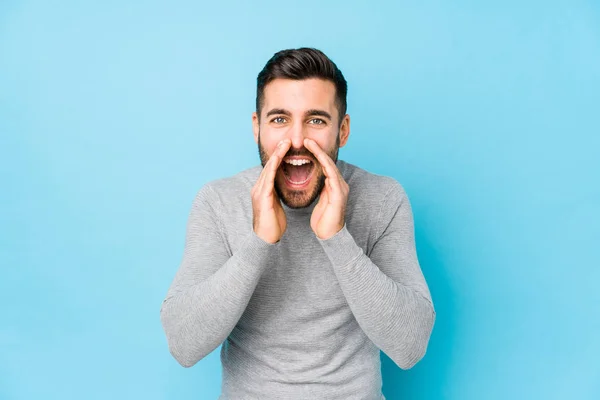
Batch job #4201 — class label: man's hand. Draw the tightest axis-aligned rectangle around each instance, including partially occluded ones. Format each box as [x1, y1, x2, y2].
[252, 139, 292, 244]
[304, 138, 349, 240]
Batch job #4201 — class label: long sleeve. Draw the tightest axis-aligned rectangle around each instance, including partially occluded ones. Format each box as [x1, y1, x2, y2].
[160, 184, 276, 368]
[318, 182, 435, 370]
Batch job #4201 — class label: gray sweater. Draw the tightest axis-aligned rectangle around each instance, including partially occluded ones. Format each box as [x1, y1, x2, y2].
[160, 160, 436, 399]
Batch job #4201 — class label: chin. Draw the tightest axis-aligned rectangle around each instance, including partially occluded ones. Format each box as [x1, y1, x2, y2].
[281, 192, 314, 209]
[275, 173, 324, 209]
[277, 186, 313, 209]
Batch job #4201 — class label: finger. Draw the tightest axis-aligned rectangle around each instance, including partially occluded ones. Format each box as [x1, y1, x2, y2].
[255, 139, 290, 191]
[304, 138, 343, 192]
[311, 185, 329, 221]
[312, 185, 328, 217]
[303, 138, 339, 178]
[262, 139, 291, 196]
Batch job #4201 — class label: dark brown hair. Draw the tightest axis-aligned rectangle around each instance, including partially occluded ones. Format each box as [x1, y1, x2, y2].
[256, 48, 348, 124]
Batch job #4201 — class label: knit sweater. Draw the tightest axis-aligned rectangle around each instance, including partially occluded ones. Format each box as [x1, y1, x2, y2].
[160, 160, 436, 400]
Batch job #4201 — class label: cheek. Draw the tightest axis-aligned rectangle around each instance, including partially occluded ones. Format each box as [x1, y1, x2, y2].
[306, 129, 337, 148]
[311, 138, 335, 154]
[259, 131, 282, 152]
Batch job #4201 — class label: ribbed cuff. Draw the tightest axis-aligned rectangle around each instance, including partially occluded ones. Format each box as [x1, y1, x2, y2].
[317, 224, 363, 267]
[235, 229, 279, 272]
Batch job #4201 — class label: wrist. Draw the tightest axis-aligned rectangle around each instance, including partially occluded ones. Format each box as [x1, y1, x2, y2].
[317, 224, 363, 267]
[316, 223, 344, 240]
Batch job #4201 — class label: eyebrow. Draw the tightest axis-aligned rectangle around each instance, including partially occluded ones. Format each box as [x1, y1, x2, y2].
[305, 109, 332, 120]
[265, 108, 332, 120]
[265, 108, 291, 117]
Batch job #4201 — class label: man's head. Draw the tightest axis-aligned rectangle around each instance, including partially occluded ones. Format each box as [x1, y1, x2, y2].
[253, 48, 350, 209]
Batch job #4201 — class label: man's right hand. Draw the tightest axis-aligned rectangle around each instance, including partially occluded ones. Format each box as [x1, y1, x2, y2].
[251, 139, 291, 244]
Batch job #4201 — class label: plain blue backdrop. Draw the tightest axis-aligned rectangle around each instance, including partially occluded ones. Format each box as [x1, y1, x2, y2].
[1, 0, 599, 399]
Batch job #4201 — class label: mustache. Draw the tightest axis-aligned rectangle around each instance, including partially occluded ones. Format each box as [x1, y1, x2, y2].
[284, 147, 316, 162]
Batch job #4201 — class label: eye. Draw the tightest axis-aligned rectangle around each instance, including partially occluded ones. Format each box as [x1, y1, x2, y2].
[271, 117, 287, 124]
[308, 118, 326, 125]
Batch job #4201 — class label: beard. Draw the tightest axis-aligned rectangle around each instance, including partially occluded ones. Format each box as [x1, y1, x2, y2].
[258, 132, 340, 209]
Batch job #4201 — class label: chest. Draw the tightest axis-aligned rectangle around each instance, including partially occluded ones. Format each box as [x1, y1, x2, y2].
[232, 215, 355, 333]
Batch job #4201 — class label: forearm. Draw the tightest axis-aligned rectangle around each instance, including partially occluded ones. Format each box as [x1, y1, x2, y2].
[319, 225, 435, 369]
[160, 231, 275, 367]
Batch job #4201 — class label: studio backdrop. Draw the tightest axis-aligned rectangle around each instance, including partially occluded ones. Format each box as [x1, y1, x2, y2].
[1, 1, 599, 399]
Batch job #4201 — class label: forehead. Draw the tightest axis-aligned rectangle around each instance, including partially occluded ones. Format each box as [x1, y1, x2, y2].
[262, 78, 336, 114]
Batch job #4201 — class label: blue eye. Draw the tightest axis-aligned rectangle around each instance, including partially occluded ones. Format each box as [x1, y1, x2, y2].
[272, 117, 286, 124]
[309, 118, 325, 125]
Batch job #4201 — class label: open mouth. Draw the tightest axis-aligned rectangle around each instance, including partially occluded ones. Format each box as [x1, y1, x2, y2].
[280, 157, 315, 188]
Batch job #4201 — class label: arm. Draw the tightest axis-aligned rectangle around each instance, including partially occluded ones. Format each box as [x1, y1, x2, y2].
[318, 182, 435, 370]
[160, 184, 276, 367]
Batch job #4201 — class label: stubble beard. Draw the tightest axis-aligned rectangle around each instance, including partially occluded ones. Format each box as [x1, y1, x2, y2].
[258, 132, 340, 209]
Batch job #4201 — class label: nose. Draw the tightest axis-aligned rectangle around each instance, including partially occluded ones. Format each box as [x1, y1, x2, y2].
[287, 121, 306, 150]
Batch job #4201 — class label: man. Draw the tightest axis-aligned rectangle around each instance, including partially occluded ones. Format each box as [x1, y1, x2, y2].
[160, 48, 435, 399]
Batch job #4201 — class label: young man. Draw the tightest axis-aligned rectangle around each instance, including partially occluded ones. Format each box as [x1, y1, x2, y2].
[160, 48, 435, 399]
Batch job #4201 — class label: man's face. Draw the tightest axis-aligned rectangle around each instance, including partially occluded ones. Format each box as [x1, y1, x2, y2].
[253, 78, 350, 209]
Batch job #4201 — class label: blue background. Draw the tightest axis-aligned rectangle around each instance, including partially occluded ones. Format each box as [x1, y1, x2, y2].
[2, 1, 599, 399]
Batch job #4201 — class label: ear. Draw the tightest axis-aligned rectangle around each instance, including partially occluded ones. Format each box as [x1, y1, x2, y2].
[252, 112, 259, 144]
[338, 114, 350, 148]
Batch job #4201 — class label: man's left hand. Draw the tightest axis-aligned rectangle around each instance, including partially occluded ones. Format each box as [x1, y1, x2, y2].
[304, 138, 349, 240]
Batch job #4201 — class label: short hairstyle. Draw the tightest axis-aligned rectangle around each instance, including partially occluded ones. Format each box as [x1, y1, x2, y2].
[256, 48, 348, 124]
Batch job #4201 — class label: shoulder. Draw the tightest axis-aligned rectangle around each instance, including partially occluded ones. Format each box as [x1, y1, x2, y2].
[338, 160, 408, 209]
[194, 165, 261, 207]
